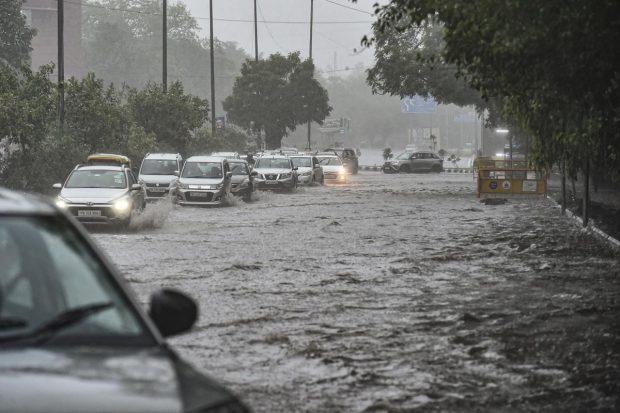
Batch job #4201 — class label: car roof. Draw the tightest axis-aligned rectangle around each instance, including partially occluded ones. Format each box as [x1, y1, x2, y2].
[144, 153, 181, 160]
[185, 156, 227, 163]
[0, 187, 56, 215]
[257, 155, 290, 159]
[227, 159, 248, 164]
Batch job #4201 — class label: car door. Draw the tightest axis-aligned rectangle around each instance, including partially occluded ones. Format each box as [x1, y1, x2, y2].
[126, 170, 144, 209]
[409, 152, 422, 171]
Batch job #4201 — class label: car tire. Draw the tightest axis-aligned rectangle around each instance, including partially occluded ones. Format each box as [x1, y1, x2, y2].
[399, 165, 410, 173]
[431, 164, 442, 173]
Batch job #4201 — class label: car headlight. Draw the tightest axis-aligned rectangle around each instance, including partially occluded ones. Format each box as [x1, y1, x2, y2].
[179, 182, 189, 189]
[55, 197, 69, 209]
[215, 183, 224, 190]
[280, 173, 292, 179]
[113, 198, 131, 211]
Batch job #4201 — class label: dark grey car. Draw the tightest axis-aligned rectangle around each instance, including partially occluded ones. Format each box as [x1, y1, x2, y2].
[382, 151, 444, 173]
[0, 188, 249, 413]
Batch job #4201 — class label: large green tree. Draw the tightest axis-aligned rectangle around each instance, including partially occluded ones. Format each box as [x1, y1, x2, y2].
[223, 52, 331, 149]
[0, 0, 36, 68]
[363, 0, 620, 179]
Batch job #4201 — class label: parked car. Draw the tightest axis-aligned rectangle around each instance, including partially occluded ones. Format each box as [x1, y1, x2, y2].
[228, 159, 257, 201]
[382, 151, 444, 173]
[316, 155, 348, 184]
[0, 187, 249, 413]
[138, 153, 183, 201]
[290, 155, 324, 185]
[54, 155, 145, 228]
[253, 156, 298, 191]
[171, 156, 232, 206]
[323, 148, 359, 174]
[210, 152, 241, 160]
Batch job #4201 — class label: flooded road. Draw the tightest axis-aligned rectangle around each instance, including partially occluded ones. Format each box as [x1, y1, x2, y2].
[94, 172, 620, 412]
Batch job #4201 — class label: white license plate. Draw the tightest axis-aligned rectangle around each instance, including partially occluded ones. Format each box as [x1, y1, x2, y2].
[190, 191, 208, 197]
[149, 187, 167, 192]
[266, 181, 278, 185]
[78, 210, 101, 217]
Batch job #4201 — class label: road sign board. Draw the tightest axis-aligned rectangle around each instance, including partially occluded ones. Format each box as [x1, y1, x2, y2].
[401, 95, 437, 113]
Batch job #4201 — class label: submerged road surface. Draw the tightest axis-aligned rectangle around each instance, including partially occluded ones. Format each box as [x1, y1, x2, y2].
[94, 172, 620, 412]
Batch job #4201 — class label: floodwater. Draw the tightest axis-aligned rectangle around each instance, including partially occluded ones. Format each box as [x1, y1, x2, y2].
[94, 172, 620, 412]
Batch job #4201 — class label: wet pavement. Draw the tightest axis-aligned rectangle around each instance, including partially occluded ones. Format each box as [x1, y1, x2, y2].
[94, 172, 620, 412]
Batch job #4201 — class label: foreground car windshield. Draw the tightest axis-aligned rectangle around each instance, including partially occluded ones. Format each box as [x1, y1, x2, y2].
[319, 158, 342, 166]
[291, 158, 312, 168]
[65, 170, 126, 189]
[182, 162, 222, 178]
[140, 159, 177, 175]
[230, 163, 249, 175]
[256, 159, 291, 169]
[0, 216, 149, 346]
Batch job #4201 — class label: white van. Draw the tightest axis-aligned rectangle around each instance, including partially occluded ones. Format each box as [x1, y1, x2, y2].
[138, 153, 183, 201]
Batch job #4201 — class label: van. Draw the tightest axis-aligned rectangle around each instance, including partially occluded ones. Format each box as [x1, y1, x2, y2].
[138, 153, 183, 201]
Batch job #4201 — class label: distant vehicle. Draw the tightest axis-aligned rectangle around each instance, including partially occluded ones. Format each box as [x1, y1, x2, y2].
[278, 147, 299, 156]
[316, 155, 348, 184]
[0, 187, 250, 413]
[228, 159, 258, 201]
[138, 153, 183, 201]
[382, 151, 444, 173]
[324, 148, 359, 174]
[53, 161, 145, 228]
[253, 155, 298, 191]
[171, 156, 232, 206]
[290, 155, 324, 185]
[210, 151, 241, 160]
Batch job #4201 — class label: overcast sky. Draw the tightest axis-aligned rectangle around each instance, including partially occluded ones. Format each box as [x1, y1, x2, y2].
[183, 0, 383, 75]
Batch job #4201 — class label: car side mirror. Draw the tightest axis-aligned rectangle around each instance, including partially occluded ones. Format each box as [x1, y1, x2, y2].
[173, 170, 179, 176]
[131, 183, 142, 191]
[293, 167, 298, 171]
[148, 289, 198, 338]
[250, 171, 258, 176]
[226, 172, 233, 178]
[52, 183, 62, 189]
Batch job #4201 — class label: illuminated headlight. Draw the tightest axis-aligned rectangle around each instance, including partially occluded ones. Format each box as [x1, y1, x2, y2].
[113, 198, 131, 211]
[280, 173, 292, 179]
[55, 197, 69, 209]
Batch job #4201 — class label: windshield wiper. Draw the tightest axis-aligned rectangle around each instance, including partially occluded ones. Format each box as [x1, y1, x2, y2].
[0, 302, 113, 346]
[0, 317, 28, 330]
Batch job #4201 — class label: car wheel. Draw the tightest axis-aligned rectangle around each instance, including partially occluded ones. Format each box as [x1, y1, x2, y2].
[399, 165, 410, 173]
[431, 164, 442, 173]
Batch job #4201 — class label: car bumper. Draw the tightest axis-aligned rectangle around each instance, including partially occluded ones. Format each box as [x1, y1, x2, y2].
[66, 205, 131, 225]
[144, 188, 170, 200]
[323, 174, 348, 184]
[255, 179, 295, 190]
[297, 175, 313, 185]
[177, 189, 226, 205]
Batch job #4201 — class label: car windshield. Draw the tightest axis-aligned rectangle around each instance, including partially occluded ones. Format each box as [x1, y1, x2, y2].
[318, 157, 342, 166]
[230, 163, 249, 175]
[291, 157, 312, 168]
[0, 216, 150, 346]
[396, 151, 413, 160]
[256, 158, 291, 169]
[182, 162, 223, 178]
[140, 159, 177, 175]
[325, 149, 344, 157]
[65, 170, 126, 189]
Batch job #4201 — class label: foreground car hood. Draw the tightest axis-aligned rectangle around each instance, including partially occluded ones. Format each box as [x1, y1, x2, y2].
[139, 174, 176, 185]
[254, 168, 292, 175]
[60, 188, 127, 204]
[0, 347, 237, 413]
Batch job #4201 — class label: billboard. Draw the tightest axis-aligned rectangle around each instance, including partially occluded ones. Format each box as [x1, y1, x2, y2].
[401, 95, 437, 113]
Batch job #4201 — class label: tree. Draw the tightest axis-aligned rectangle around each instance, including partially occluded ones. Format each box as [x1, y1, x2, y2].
[127, 81, 209, 155]
[0, 0, 36, 68]
[223, 52, 331, 149]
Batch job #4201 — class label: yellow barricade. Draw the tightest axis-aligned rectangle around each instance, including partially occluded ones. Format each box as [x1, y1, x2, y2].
[476, 158, 547, 197]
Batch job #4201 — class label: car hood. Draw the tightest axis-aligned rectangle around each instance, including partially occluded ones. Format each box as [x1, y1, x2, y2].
[254, 168, 292, 175]
[139, 174, 176, 185]
[60, 188, 128, 204]
[178, 177, 224, 185]
[0, 347, 236, 413]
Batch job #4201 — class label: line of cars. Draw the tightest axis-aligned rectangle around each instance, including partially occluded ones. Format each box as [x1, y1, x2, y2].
[52, 149, 353, 228]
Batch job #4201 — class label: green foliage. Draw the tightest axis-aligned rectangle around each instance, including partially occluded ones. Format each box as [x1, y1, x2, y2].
[365, 0, 620, 180]
[0, 0, 36, 68]
[126, 81, 209, 155]
[223, 52, 332, 149]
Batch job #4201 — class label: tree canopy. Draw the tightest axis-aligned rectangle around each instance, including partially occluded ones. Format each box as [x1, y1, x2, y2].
[0, 0, 36, 68]
[223, 52, 331, 149]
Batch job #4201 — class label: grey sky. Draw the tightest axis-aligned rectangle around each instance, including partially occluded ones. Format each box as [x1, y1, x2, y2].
[183, 0, 383, 74]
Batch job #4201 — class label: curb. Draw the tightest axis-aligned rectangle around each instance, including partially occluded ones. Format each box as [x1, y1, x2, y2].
[359, 166, 473, 174]
[546, 195, 620, 251]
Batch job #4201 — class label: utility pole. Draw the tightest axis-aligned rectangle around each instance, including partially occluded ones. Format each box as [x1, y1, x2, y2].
[209, 0, 216, 140]
[254, 0, 258, 62]
[57, 0, 64, 129]
[307, 0, 314, 151]
[162, 0, 167, 92]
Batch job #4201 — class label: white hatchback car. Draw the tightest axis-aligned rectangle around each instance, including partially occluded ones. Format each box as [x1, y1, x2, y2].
[316, 155, 348, 184]
[290, 155, 323, 185]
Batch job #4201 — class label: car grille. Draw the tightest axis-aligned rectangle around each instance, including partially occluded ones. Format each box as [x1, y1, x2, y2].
[146, 190, 168, 197]
[266, 174, 278, 180]
[186, 192, 214, 202]
[145, 182, 168, 187]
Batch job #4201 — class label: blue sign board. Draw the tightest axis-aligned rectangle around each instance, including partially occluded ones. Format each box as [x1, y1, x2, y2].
[401, 95, 437, 113]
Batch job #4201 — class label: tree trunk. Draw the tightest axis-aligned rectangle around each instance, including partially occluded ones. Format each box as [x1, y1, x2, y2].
[264, 126, 284, 150]
[583, 159, 590, 227]
[561, 159, 566, 215]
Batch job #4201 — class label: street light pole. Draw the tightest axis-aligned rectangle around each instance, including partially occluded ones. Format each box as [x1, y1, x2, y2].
[162, 0, 167, 92]
[57, 0, 64, 129]
[306, 0, 314, 151]
[209, 0, 216, 140]
[253, 0, 258, 62]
